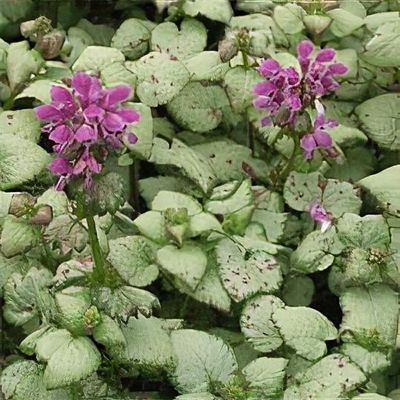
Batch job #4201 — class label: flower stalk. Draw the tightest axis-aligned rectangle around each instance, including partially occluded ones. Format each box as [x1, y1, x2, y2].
[86, 214, 105, 285]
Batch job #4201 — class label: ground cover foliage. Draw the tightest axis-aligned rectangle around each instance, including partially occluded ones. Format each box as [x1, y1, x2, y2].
[1, 0, 400, 399]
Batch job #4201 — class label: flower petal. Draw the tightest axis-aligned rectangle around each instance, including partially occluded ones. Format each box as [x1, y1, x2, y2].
[75, 124, 97, 142]
[103, 85, 131, 106]
[315, 48, 335, 62]
[300, 134, 316, 159]
[84, 104, 105, 119]
[103, 112, 125, 132]
[50, 85, 73, 103]
[49, 157, 72, 174]
[71, 72, 92, 97]
[314, 130, 332, 148]
[297, 40, 314, 59]
[253, 81, 276, 95]
[257, 59, 280, 76]
[329, 63, 348, 75]
[34, 104, 62, 121]
[49, 125, 73, 144]
[127, 132, 138, 144]
[117, 107, 140, 123]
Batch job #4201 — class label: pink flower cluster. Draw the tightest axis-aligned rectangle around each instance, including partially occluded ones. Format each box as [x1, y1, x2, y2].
[35, 72, 140, 190]
[253, 40, 347, 160]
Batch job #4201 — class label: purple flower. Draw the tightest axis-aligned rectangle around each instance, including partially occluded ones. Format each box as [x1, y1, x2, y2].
[35, 71, 140, 190]
[252, 62, 301, 126]
[253, 40, 347, 127]
[297, 40, 347, 103]
[300, 100, 337, 160]
[308, 201, 331, 233]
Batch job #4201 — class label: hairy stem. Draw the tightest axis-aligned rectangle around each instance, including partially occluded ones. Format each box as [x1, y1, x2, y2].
[86, 214, 105, 284]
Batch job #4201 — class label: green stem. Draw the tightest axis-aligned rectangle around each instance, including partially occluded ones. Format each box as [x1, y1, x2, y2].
[241, 50, 249, 69]
[86, 214, 105, 284]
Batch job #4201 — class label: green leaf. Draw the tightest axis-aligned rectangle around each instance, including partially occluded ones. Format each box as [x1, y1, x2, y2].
[111, 18, 151, 60]
[243, 357, 288, 399]
[92, 314, 126, 359]
[363, 21, 400, 67]
[125, 102, 153, 160]
[194, 140, 269, 184]
[1, 215, 41, 257]
[45, 214, 88, 253]
[223, 66, 262, 113]
[150, 138, 217, 193]
[283, 171, 322, 211]
[151, 18, 207, 60]
[283, 172, 361, 216]
[76, 18, 115, 46]
[100, 61, 137, 88]
[0, 0, 33, 22]
[14, 79, 52, 103]
[326, 147, 376, 182]
[327, 8, 364, 37]
[72, 46, 125, 72]
[273, 4, 305, 34]
[321, 179, 362, 218]
[95, 285, 160, 319]
[303, 15, 331, 35]
[32, 329, 101, 389]
[65, 27, 94, 66]
[0, 134, 50, 190]
[182, 252, 231, 312]
[36, 188, 69, 218]
[339, 284, 399, 351]
[283, 354, 366, 400]
[3, 267, 53, 327]
[355, 93, 400, 150]
[175, 394, 218, 400]
[152, 191, 202, 216]
[0, 252, 37, 297]
[135, 52, 190, 107]
[139, 176, 202, 208]
[55, 286, 92, 336]
[353, 395, 392, 400]
[187, 212, 222, 237]
[240, 294, 285, 352]
[133, 211, 167, 244]
[282, 276, 315, 307]
[0, 360, 72, 400]
[167, 82, 230, 133]
[229, 14, 288, 57]
[157, 244, 207, 291]
[328, 125, 368, 149]
[205, 180, 253, 215]
[0, 109, 40, 142]
[358, 165, 400, 215]
[339, 343, 390, 375]
[182, 0, 232, 24]
[119, 317, 177, 372]
[76, 172, 126, 216]
[107, 236, 159, 287]
[7, 41, 43, 92]
[272, 307, 337, 361]
[183, 51, 229, 82]
[290, 229, 344, 274]
[251, 210, 302, 245]
[336, 213, 389, 250]
[216, 238, 282, 302]
[170, 329, 237, 393]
